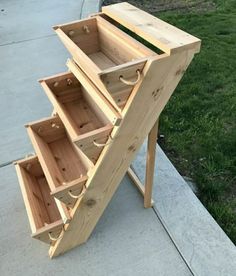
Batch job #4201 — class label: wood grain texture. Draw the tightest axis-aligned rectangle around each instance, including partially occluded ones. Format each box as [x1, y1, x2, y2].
[102, 2, 201, 55]
[127, 167, 154, 206]
[66, 59, 122, 125]
[49, 49, 196, 257]
[15, 156, 66, 244]
[40, 71, 115, 164]
[26, 116, 89, 206]
[54, 15, 154, 112]
[144, 119, 159, 208]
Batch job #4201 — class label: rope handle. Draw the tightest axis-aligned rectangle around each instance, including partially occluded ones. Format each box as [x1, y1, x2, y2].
[68, 184, 87, 199]
[48, 229, 63, 242]
[119, 70, 141, 86]
[93, 135, 113, 148]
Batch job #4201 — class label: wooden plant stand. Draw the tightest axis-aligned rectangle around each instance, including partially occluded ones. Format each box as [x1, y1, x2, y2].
[14, 2, 201, 258]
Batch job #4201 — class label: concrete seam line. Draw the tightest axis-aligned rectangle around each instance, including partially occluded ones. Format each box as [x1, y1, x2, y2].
[80, 0, 102, 19]
[79, 0, 86, 19]
[152, 207, 196, 276]
[0, 157, 24, 168]
[0, 34, 56, 47]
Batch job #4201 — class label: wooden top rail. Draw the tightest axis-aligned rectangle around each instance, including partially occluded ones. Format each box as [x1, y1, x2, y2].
[102, 2, 201, 55]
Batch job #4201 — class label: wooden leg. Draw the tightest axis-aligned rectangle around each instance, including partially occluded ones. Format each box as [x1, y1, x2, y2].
[127, 167, 154, 206]
[127, 118, 158, 208]
[144, 119, 159, 208]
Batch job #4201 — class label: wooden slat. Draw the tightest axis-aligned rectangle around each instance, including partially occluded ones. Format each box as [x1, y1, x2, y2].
[32, 220, 64, 244]
[54, 15, 156, 112]
[96, 15, 156, 58]
[15, 162, 41, 233]
[88, 52, 117, 70]
[73, 124, 113, 164]
[73, 124, 113, 147]
[52, 176, 88, 208]
[40, 80, 79, 140]
[99, 58, 147, 96]
[102, 2, 201, 55]
[144, 119, 159, 208]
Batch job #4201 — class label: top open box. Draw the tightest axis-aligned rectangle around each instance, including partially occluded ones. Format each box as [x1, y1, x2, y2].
[53, 15, 156, 112]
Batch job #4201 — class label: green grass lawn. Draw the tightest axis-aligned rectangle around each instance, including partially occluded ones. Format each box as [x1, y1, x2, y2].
[155, 0, 236, 243]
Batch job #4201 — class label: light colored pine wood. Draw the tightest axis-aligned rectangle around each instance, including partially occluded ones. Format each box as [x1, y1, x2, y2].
[49, 47, 197, 257]
[144, 119, 159, 208]
[14, 3, 201, 256]
[88, 52, 116, 70]
[99, 58, 147, 97]
[96, 16, 154, 64]
[26, 116, 90, 206]
[66, 60, 122, 125]
[40, 71, 115, 164]
[54, 15, 155, 112]
[73, 124, 113, 163]
[102, 2, 201, 55]
[127, 167, 154, 206]
[52, 176, 88, 206]
[14, 156, 67, 244]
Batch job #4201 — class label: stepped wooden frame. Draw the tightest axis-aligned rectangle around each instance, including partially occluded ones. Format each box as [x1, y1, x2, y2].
[14, 2, 201, 258]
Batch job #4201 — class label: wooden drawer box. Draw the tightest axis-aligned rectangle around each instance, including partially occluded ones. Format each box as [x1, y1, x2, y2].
[39, 72, 114, 164]
[15, 156, 70, 244]
[26, 116, 90, 207]
[53, 15, 156, 111]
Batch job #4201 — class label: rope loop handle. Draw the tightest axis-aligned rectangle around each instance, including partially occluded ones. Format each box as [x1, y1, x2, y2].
[93, 135, 113, 148]
[48, 228, 63, 242]
[119, 69, 141, 86]
[68, 184, 87, 199]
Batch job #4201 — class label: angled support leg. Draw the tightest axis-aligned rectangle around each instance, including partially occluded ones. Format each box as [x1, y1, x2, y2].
[128, 118, 159, 208]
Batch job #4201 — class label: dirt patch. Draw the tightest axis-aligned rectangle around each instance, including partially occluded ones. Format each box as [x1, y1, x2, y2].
[102, 0, 216, 13]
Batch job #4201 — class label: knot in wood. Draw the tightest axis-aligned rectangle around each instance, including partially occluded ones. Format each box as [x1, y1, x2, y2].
[66, 78, 73, 85]
[175, 68, 186, 76]
[152, 88, 161, 101]
[128, 144, 136, 152]
[68, 30, 75, 37]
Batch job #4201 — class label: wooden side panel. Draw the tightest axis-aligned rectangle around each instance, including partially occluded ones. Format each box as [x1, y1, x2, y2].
[74, 124, 113, 163]
[49, 49, 196, 257]
[52, 177, 88, 208]
[99, 59, 147, 96]
[26, 126, 64, 191]
[32, 220, 64, 244]
[15, 163, 44, 233]
[40, 79, 79, 140]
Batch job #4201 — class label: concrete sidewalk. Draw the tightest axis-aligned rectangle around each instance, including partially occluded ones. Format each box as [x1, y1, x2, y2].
[0, 1, 235, 275]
